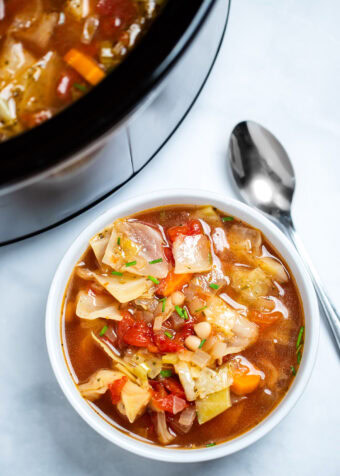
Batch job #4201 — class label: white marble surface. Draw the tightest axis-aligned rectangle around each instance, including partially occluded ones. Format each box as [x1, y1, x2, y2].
[1, 0, 340, 475]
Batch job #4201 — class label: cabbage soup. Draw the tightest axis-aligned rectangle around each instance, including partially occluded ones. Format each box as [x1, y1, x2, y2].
[61, 205, 304, 448]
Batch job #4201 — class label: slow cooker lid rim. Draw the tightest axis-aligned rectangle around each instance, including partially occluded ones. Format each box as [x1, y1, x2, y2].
[0, 0, 217, 189]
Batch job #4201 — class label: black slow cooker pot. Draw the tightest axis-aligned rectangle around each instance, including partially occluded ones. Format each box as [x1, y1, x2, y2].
[0, 0, 230, 245]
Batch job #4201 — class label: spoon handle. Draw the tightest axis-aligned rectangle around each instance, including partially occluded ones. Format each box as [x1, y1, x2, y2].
[281, 217, 340, 350]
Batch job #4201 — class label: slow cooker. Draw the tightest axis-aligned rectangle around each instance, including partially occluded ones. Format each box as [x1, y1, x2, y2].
[0, 0, 230, 245]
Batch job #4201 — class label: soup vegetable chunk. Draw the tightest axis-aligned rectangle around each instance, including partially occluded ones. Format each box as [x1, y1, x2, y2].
[0, 0, 164, 141]
[62, 206, 304, 447]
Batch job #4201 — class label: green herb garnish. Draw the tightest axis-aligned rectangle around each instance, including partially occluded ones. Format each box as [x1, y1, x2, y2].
[125, 261, 137, 267]
[199, 339, 206, 349]
[147, 275, 160, 285]
[296, 344, 302, 355]
[160, 369, 173, 378]
[111, 271, 123, 276]
[99, 325, 108, 336]
[206, 442, 216, 447]
[195, 306, 207, 313]
[290, 365, 296, 376]
[117, 237, 121, 246]
[164, 331, 173, 339]
[73, 83, 87, 92]
[160, 297, 166, 313]
[209, 283, 219, 290]
[149, 258, 163, 264]
[297, 351, 302, 364]
[183, 309, 189, 321]
[175, 305, 184, 318]
[222, 216, 234, 222]
[296, 326, 304, 348]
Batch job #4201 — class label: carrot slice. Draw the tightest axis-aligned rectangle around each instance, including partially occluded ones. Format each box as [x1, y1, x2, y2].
[249, 311, 281, 327]
[64, 48, 105, 85]
[231, 374, 261, 395]
[156, 271, 192, 297]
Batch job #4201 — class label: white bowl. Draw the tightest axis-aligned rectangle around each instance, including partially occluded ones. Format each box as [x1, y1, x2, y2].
[46, 189, 319, 463]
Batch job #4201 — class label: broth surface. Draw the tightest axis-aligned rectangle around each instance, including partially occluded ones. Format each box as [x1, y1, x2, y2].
[62, 205, 304, 448]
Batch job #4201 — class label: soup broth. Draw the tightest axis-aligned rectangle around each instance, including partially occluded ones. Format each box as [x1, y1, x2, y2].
[62, 205, 304, 448]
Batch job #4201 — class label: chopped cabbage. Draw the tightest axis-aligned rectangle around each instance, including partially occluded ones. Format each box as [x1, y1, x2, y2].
[228, 224, 262, 259]
[173, 234, 212, 274]
[196, 387, 231, 424]
[195, 366, 231, 399]
[93, 272, 151, 303]
[78, 369, 124, 401]
[121, 381, 151, 423]
[89, 226, 113, 264]
[174, 361, 196, 401]
[76, 291, 122, 320]
[257, 257, 288, 283]
[203, 295, 237, 336]
[230, 266, 272, 302]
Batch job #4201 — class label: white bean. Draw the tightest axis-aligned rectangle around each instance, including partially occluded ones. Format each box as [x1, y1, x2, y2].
[194, 321, 211, 340]
[185, 335, 201, 351]
[171, 291, 185, 306]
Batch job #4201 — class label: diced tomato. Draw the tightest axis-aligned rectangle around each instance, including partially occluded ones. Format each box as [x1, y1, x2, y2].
[117, 311, 153, 348]
[153, 332, 183, 353]
[108, 376, 128, 404]
[167, 219, 203, 242]
[97, 0, 137, 39]
[156, 271, 192, 297]
[161, 378, 186, 398]
[163, 246, 175, 266]
[152, 394, 188, 414]
[56, 69, 82, 102]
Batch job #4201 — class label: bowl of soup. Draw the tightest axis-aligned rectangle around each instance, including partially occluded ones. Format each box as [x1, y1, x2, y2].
[46, 189, 319, 462]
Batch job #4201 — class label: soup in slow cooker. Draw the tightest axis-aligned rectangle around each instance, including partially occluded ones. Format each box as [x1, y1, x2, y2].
[0, 0, 164, 141]
[62, 205, 304, 448]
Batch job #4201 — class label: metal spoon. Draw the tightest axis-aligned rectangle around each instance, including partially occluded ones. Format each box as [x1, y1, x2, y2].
[228, 120, 340, 350]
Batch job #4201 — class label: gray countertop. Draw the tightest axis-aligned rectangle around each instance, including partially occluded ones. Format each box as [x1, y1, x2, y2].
[1, 0, 340, 474]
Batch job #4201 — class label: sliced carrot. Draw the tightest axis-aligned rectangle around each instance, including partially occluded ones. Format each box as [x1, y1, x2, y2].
[156, 271, 192, 297]
[64, 48, 105, 85]
[231, 374, 261, 395]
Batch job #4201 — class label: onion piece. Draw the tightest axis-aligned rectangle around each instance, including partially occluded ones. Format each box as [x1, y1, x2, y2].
[172, 396, 188, 415]
[153, 315, 163, 331]
[155, 412, 175, 444]
[178, 406, 196, 432]
[191, 349, 211, 368]
[211, 342, 227, 360]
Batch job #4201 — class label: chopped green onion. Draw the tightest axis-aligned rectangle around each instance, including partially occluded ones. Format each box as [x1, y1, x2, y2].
[296, 326, 304, 348]
[183, 309, 189, 321]
[209, 283, 219, 290]
[290, 365, 296, 376]
[296, 344, 302, 355]
[117, 237, 121, 246]
[175, 305, 184, 318]
[160, 297, 166, 313]
[297, 351, 302, 364]
[199, 339, 206, 349]
[149, 258, 163, 264]
[111, 271, 123, 276]
[222, 216, 234, 222]
[125, 261, 137, 267]
[195, 306, 207, 313]
[147, 275, 160, 285]
[99, 325, 108, 336]
[164, 331, 173, 339]
[206, 442, 216, 447]
[73, 83, 87, 92]
[160, 369, 173, 378]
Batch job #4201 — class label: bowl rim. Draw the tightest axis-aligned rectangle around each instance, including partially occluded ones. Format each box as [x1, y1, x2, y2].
[45, 189, 319, 463]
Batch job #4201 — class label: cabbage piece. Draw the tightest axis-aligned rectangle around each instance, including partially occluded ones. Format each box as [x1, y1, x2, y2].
[227, 314, 258, 350]
[173, 234, 212, 274]
[103, 221, 169, 278]
[89, 226, 113, 264]
[196, 387, 231, 424]
[91, 332, 130, 369]
[228, 224, 262, 259]
[155, 411, 175, 444]
[78, 369, 124, 401]
[16, 13, 58, 49]
[195, 366, 231, 399]
[256, 257, 288, 283]
[0, 36, 35, 86]
[193, 206, 221, 226]
[76, 290, 122, 320]
[93, 272, 152, 303]
[9, 0, 43, 31]
[120, 381, 151, 423]
[230, 266, 272, 302]
[174, 361, 196, 401]
[203, 295, 237, 336]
